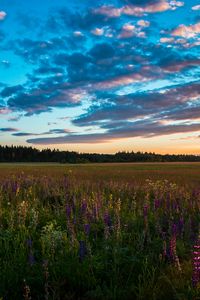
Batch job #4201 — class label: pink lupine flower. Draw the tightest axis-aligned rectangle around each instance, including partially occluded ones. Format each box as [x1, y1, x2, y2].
[192, 243, 200, 287]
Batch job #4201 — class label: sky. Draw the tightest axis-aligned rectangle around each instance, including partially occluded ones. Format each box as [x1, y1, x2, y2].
[0, 0, 200, 154]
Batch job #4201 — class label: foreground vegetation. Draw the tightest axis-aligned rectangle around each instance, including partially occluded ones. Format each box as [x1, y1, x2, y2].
[0, 163, 200, 299]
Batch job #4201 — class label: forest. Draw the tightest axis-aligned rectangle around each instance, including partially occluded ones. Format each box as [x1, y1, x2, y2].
[0, 145, 200, 163]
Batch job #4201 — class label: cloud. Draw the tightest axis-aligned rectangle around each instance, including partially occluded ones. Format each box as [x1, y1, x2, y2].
[89, 42, 115, 59]
[5, 83, 84, 116]
[93, 71, 154, 90]
[13, 128, 72, 137]
[118, 22, 147, 38]
[1, 85, 24, 98]
[158, 54, 200, 72]
[171, 22, 200, 38]
[27, 133, 112, 144]
[192, 5, 200, 11]
[91, 28, 104, 36]
[0, 127, 18, 132]
[93, 6, 121, 18]
[47, 128, 72, 134]
[94, 1, 184, 18]
[1, 60, 10, 68]
[0, 107, 11, 115]
[118, 23, 136, 38]
[12, 132, 36, 137]
[1, 5, 199, 124]
[72, 82, 200, 128]
[2, 37, 198, 117]
[59, 6, 118, 31]
[73, 31, 84, 37]
[0, 11, 6, 21]
[160, 37, 175, 43]
[137, 20, 150, 27]
[26, 120, 200, 145]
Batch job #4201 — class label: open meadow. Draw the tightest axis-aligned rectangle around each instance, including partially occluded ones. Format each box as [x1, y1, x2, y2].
[0, 163, 200, 299]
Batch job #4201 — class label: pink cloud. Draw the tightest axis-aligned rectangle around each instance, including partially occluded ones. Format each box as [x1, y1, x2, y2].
[91, 28, 104, 36]
[93, 73, 152, 90]
[160, 37, 175, 43]
[0, 11, 6, 20]
[192, 5, 200, 10]
[94, 1, 184, 18]
[137, 20, 150, 27]
[171, 22, 200, 38]
[93, 6, 121, 18]
[118, 23, 135, 38]
[0, 108, 11, 115]
[161, 59, 200, 72]
[118, 22, 147, 39]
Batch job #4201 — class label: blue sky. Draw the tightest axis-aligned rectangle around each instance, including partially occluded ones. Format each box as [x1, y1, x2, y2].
[0, 0, 200, 154]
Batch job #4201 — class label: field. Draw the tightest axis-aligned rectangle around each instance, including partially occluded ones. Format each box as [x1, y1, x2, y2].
[0, 163, 200, 299]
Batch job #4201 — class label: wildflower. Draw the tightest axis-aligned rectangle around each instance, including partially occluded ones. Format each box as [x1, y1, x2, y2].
[79, 240, 87, 262]
[65, 204, 71, 219]
[172, 223, 177, 237]
[169, 234, 181, 271]
[104, 211, 112, 227]
[23, 279, 31, 300]
[143, 204, 148, 218]
[81, 200, 87, 214]
[27, 239, 32, 248]
[28, 253, 35, 266]
[26, 239, 35, 266]
[84, 224, 90, 236]
[154, 198, 160, 210]
[192, 239, 200, 288]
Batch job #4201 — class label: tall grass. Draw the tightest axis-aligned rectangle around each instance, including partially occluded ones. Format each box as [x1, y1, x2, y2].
[0, 165, 199, 299]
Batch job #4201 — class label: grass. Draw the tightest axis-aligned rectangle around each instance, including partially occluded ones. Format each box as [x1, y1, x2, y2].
[0, 163, 199, 299]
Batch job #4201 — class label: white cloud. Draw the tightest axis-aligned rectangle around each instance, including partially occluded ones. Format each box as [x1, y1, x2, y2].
[0, 11, 6, 20]
[192, 5, 200, 10]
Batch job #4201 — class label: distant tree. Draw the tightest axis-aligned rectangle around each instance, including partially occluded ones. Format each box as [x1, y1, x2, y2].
[0, 145, 200, 163]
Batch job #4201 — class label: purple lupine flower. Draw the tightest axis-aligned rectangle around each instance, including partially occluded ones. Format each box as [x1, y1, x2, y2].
[12, 181, 20, 195]
[66, 204, 71, 219]
[92, 206, 97, 220]
[143, 204, 148, 218]
[84, 224, 90, 236]
[81, 200, 87, 214]
[104, 211, 112, 227]
[28, 253, 35, 266]
[79, 240, 87, 262]
[154, 198, 160, 210]
[27, 239, 33, 248]
[26, 239, 35, 266]
[172, 223, 177, 237]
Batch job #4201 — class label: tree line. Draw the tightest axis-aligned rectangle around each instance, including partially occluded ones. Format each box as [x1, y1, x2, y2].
[0, 145, 200, 163]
